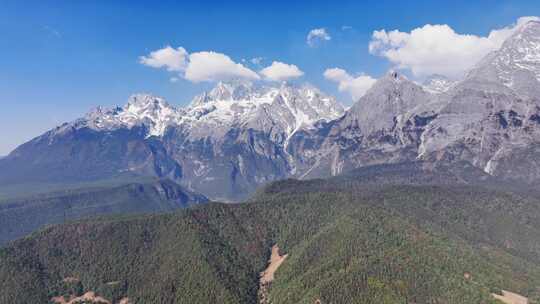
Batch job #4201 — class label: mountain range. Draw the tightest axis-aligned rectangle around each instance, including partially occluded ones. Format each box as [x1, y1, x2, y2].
[3, 21, 540, 203]
[3, 18, 540, 304]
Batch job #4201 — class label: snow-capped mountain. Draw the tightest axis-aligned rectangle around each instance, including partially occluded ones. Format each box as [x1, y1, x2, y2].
[67, 81, 344, 142]
[63, 94, 184, 138]
[422, 74, 456, 94]
[2, 81, 344, 201]
[4, 20, 540, 200]
[182, 81, 344, 140]
[467, 20, 540, 98]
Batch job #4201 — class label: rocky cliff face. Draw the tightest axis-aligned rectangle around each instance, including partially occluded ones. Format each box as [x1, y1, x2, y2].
[288, 71, 442, 179]
[418, 21, 540, 181]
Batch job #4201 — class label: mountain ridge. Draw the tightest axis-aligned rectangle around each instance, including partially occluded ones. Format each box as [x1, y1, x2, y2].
[0, 178, 208, 246]
[3, 20, 540, 201]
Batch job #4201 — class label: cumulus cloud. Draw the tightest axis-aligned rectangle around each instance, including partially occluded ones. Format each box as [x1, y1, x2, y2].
[324, 68, 377, 100]
[307, 28, 331, 47]
[139, 46, 188, 72]
[184, 51, 259, 82]
[369, 16, 540, 78]
[140, 46, 259, 82]
[260, 61, 304, 82]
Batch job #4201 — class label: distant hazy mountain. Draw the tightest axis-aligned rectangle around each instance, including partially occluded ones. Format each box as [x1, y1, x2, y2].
[0, 178, 208, 245]
[3, 20, 540, 201]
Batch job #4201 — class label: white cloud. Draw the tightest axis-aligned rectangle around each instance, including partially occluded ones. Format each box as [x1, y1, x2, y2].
[260, 61, 304, 82]
[324, 68, 377, 100]
[140, 47, 259, 82]
[184, 51, 259, 82]
[369, 16, 540, 78]
[169, 77, 179, 83]
[342, 25, 353, 31]
[139, 46, 188, 72]
[307, 28, 331, 47]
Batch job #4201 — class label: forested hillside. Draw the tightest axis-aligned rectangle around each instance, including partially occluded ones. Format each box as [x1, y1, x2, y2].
[0, 179, 208, 246]
[2, 169, 540, 303]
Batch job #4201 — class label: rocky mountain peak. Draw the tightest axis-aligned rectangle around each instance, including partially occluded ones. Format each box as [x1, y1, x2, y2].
[187, 80, 343, 123]
[67, 94, 183, 138]
[512, 19, 540, 38]
[190, 80, 266, 107]
[210, 80, 256, 100]
[350, 71, 425, 110]
[343, 70, 432, 136]
[466, 20, 540, 97]
[373, 71, 414, 90]
[125, 94, 174, 115]
[423, 74, 456, 93]
[378, 70, 407, 83]
[498, 19, 540, 72]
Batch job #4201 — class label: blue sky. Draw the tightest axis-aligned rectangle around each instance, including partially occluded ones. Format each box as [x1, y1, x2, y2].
[1, 0, 539, 155]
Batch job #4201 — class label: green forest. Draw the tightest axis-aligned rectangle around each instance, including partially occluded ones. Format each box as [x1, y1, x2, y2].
[2, 167, 540, 303]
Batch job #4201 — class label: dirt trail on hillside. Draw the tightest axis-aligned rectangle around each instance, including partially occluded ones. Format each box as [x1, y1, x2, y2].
[492, 290, 528, 304]
[258, 244, 288, 304]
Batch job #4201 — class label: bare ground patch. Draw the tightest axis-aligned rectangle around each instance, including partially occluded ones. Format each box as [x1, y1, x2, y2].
[492, 290, 528, 304]
[258, 244, 288, 304]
